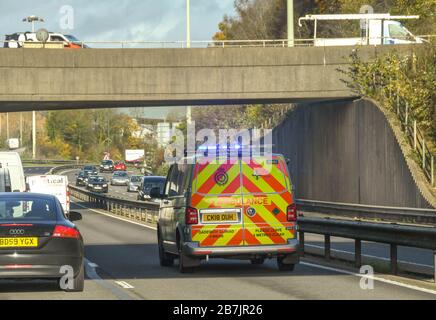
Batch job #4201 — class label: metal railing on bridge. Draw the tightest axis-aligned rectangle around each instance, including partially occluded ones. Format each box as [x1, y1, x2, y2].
[3, 35, 435, 49]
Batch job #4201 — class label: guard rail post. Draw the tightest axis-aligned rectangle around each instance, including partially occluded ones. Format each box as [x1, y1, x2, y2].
[325, 235, 331, 261]
[390, 244, 398, 275]
[355, 239, 362, 268]
[434, 251, 436, 282]
[299, 231, 305, 256]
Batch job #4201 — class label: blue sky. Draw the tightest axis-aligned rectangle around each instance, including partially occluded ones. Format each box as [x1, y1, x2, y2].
[0, 0, 235, 41]
[0, 1, 236, 119]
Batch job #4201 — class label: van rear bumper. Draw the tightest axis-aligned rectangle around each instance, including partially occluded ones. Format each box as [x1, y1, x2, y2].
[183, 239, 299, 259]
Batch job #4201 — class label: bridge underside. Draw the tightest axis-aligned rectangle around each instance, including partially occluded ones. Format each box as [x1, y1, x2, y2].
[0, 96, 354, 112]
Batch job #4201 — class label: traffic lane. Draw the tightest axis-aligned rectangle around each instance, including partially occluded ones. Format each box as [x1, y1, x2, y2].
[73, 203, 436, 300]
[304, 233, 433, 267]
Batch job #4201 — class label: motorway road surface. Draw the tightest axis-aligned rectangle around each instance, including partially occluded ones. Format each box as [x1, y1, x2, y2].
[0, 200, 435, 300]
[64, 168, 436, 270]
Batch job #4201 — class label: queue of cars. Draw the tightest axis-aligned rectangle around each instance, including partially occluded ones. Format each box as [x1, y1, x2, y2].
[76, 160, 166, 201]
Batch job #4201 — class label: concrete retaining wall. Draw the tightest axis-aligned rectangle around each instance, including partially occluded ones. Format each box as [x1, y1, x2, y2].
[273, 99, 431, 208]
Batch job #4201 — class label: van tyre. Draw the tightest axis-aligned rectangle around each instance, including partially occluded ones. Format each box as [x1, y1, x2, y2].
[277, 257, 295, 271]
[158, 232, 174, 267]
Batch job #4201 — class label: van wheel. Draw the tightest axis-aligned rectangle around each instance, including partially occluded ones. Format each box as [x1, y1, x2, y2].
[250, 258, 265, 265]
[61, 262, 85, 292]
[158, 232, 174, 267]
[277, 257, 295, 271]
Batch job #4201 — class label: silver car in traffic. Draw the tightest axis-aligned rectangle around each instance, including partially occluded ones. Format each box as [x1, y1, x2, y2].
[127, 175, 143, 192]
[110, 171, 130, 186]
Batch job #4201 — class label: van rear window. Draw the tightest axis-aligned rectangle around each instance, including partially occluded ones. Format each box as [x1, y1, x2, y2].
[194, 157, 289, 196]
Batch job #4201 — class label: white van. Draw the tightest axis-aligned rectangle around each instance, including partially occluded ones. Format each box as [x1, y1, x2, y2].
[0, 152, 26, 192]
[26, 175, 70, 213]
[298, 14, 424, 46]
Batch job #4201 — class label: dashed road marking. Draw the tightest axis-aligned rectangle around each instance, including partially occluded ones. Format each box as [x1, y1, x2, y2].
[85, 259, 136, 300]
[115, 281, 135, 289]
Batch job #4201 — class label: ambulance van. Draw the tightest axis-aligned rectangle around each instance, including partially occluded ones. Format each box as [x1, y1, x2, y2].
[152, 151, 299, 273]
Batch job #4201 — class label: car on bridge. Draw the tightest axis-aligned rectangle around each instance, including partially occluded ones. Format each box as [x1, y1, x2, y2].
[0, 193, 84, 291]
[137, 176, 166, 201]
[152, 151, 299, 273]
[4, 32, 86, 49]
[86, 176, 109, 193]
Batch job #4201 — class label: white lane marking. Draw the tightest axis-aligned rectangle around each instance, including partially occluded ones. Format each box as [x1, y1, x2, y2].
[306, 244, 433, 269]
[301, 261, 436, 296]
[85, 259, 136, 300]
[72, 200, 157, 231]
[115, 281, 135, 289]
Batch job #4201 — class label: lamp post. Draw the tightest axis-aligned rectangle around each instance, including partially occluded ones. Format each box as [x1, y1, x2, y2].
[22, 15, 45, 32]
[186, 0, 192, 124]
[287, 0, 294, 47]
[22, 16, 44, 159]
[32, 111, 36, 159]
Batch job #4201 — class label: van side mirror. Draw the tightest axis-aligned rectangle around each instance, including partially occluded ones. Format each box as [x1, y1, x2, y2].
[286, 158, 291, 165]
[149, 187, 164, 199]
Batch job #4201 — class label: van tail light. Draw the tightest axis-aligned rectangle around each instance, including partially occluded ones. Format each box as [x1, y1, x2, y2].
[287, 203, 297, 222]
[185, 207, 199, 225]
[52, 225, 80, 239]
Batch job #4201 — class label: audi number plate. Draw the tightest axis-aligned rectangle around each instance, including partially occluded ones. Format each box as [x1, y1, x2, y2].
[0, 238, 38, 248]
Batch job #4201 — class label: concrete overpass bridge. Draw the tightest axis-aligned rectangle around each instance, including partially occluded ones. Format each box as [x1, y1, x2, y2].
[0, 44, 418, 111]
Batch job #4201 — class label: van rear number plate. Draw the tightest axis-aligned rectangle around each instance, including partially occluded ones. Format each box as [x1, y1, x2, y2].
[202, 213, 238, 224]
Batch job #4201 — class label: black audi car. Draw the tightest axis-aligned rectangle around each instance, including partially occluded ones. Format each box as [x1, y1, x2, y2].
[0, 193, 84, 292]
[86, 176, 109, 193]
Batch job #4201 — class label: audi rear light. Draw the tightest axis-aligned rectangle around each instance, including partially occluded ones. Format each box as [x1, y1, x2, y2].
[287, 203, 297, 222]
[52, 225, 80, 239]
[185, 207, 199, 225]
